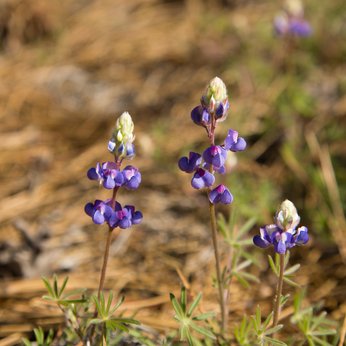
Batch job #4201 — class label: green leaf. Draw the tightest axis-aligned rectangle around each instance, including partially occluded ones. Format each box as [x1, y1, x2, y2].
[235, 259, 252, 272]
[106, 291, 114, 314]
[234, 272, 250, 288]
[53, 274, 59, 297]
[310, 330, 336, 336]
[111, 317, 140, 325]
[268, 255, 278, 276]
[237, 217, 257, 238]
[190, 322, 216, 339]
[170, 293, 185, 319]
[41, 277, 54, 298]
[264, 336, 288, 346]
[180, 287, 187, 313]
[264, 324, 283, 335]
[283, 277, 300, 287]
[187, 293, 202, 317]
[284, 263, 301, 276]
[58, 276, 69, 297]
[22, 338, 32, 346]
[193, 312, 215, 321]
[263, 312, 273, 329]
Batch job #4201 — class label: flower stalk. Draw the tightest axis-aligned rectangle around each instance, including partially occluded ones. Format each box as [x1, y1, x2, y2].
[273, 253, 285, 327]
[179, 77, 246, 335]
[209, 201, 226, 332]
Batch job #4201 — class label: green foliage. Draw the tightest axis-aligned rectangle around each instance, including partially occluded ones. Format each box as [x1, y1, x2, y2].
[42, 274, 86, 306]
[89, 292, 140, 333]
[22, 327, 54, 346]
[218, 211, 259, 289]
[268, 251, 301, 287]
[170, 286, 216, 345]
[251, 306, 287, 346]
[291, 290, 338, 346]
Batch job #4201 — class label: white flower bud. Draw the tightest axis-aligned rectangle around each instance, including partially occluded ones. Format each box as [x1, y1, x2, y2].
[276, 199, 300, 231]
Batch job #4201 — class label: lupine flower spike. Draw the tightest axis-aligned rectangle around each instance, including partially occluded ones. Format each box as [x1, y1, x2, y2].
[274, 0, 312, 38]
[178, 77, 246, 332]
[253, 200, 309, 329]
[253, 199, 309, 254]
[85, 112, 143, 301]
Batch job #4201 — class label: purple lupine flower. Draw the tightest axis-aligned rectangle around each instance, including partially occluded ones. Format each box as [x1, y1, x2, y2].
[191, 168, 215, 189]
[111, 204, 143, 229]
[203, 145, 227, 170]
[87, 162, 124, 189]
[253, 200, 309, 254]
[209, 184, 233, 204]
[224, 129, 247, 152]
[84, 199, 116, 225]
[294, 226, 309, 245]
[122, 165, 141, 190]
[289, 19, 312, 37]
[178, 152, 202, 173]
[273, 0, 312, 38]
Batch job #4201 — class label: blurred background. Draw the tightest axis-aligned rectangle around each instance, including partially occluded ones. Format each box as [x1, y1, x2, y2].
[0, 0, 345, 343]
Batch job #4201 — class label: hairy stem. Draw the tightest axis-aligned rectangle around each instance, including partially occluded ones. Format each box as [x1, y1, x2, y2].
[209, 201, 226, 333]
[273, 253, 285, 327]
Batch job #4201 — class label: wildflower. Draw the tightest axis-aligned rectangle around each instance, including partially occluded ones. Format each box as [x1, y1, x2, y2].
[253, 200, 309, 254]
[87, 162, 124, 189]
[224, 129, 247, 152]
[209, 184, 233, 204]
[110, 204, 143, 229]
[203, 145, 227, 171]
[122, 165, 141, 190]
[178, 152, 202, 173]
[274, 0, 312, 38]
[84, 199, 116, 225]
[191, 168, 215, 189]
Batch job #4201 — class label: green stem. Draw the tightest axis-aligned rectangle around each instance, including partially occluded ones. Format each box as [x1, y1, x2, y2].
[273, 253, 285, 327]
[209, 201, 226, 333]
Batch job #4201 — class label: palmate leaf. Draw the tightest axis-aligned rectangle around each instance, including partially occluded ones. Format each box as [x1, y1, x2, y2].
[170, 287, 215, 344]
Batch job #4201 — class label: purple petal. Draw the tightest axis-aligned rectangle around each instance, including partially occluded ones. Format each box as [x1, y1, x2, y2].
[220, 187, 233, 204]
[274, 240, 287, 254]
[87, 167, 100, 180]
[209, 184, 233, 204]
[191, 169, 215, 189]
[114, 171, 125, 187]
[253, 235, 270, 248]
[191, 106, 210, 126]
[178, 152, 202, 173]
[103, 175, 116, 189]
[203, 146, 227, 169]
[132, 211, 143, 225]
[295, 226, 309, 245]
[84, 203, 94, 217]
[108, 140, 116, 152]
[93, 210, 105, 224]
